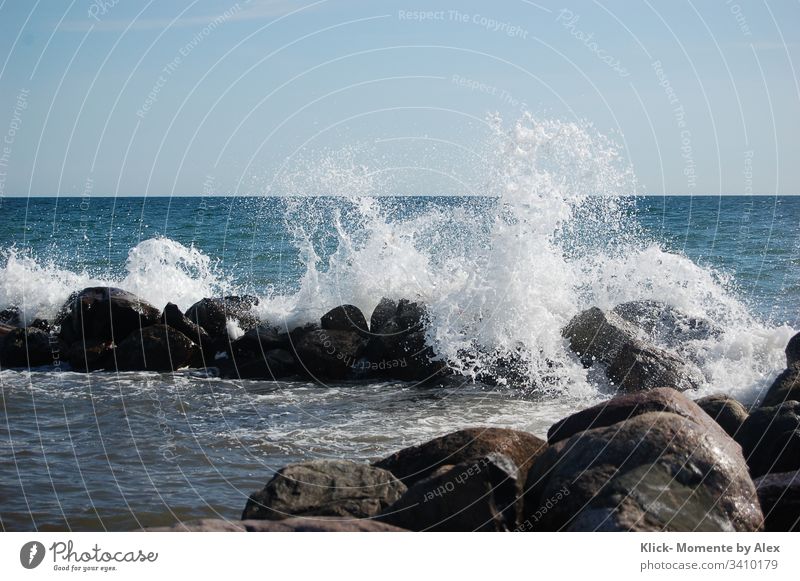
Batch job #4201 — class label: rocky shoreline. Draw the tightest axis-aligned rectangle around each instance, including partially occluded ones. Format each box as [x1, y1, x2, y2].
[1, 286, 798, 531]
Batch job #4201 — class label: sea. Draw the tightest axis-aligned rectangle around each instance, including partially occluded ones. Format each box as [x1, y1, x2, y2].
[1, 121, 798, 531]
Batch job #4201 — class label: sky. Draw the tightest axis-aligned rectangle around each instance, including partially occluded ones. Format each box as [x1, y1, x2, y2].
[0, 0, 798, 197]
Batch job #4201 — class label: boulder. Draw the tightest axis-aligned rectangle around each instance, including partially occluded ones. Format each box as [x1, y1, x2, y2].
[218, 348, 297, 380]
[242, 517, 405, 532]
[787, 332, 800, 367]
[321, 305, 369, 336]
[548, 387, 727, 444]
[369, 298, 398, 335]
[66, 339, 115, 372]
[242, 460, 406, 521]
[525, 412, 763, 532]
[141, 519, 246, 532]
[57, 287, 160, 345]
[115, 325, 197, 372]
[562, 307, 702, 391]
[184, 296, 259, 337]
[754, 471, 800, 532]
[378, 453, 522, 531]
[292, 328, 367, 380]
[762, 364, 800, 407]
[695, 394, 749, 438]
[0, 327, 56, 368]
[611, 300, 720, 346]
[374, 427, 546, 487]
[0, 307, 22, 327]
[161, 302, 209, 345]
[737, 401, 800, 477]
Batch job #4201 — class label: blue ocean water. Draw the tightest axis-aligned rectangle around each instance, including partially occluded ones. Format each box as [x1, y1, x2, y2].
[0, 194, 798, 531]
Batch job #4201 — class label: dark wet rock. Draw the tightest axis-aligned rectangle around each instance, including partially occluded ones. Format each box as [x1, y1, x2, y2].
[548, 387, 727, 444]
[161, 302, 209, 346]
[321, 304, 369, 337]
[243, 517, 405, 532]
[0, 326, 56, 368]
[611, 300, 720, 346]
[115, 325, 197, 372]
[737, 401, 800, 477]
[562, 307, 702, 392]
[787, 332, 800, 367]
[374, 427, 547, 488]
[29, 318, 51, 332]
[57, 287, 160, 345]
[292, 328, 367, 380]
[762, 364, 800, 407]
[229, 324, 289, 358]
[525, 412, 763, 532]
[242, 460, 406, 521]
[184, 296, 259, 338]
[66, 339, 116, 372]
[378, 453, 522, 531]
[0, 307, 22, 327]
[695, 394, 749, 438]
[754, 470, 800, 532]
[218, 348, 297, 380]
[369, 298, 398, 335]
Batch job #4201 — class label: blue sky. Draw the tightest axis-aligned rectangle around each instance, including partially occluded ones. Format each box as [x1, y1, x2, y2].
[0, 0, 798, 196]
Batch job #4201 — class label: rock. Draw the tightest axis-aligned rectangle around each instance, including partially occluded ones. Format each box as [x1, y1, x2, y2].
[115, 325, 197, 372]
[141, 519, 246, 532]
[0, 327, 56, 368]
[787, 332, 800, 367]
[525, 412, 763, 532]
[57, 287, 160, 345]
[611, 300, 720, 346]
[321, 305, 369, 336]
[0, 307, 22, 327]
[378, 453, 522, 531]
[242, 517, 406, 532]
[67, 339, 115, 372]
[184, 296, 259, 338]
[562, 307, 702, 391]
[161, 302, 209, 345]
[754, 471, 800, 532]
[242, 460, 406, 521]
[374, 427, 546, 487]
[737, 401, 800, 477]
[548, 387, 727, 444]
[695, 394, 749, 438]
[762, 364, 800, 407]
[218, 348, 297, 380]
[292, 328, 367, 380]
[369, 298, 398, 334]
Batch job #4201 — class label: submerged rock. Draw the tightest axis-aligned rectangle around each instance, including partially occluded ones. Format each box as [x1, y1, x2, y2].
[115, 325, 197, 372]
[379, 453, 522, 531]
[242, 460, 406, 521]
[562, 307, 702, 391]
[525, 411, 763, 532]
[737, 401, 800, 477]
[57, 287, 160, 345]
[0, 326, 56, 368]
[374, 427, 546, 487]
[184, 296, 259, 337]
[695, 393, 749, 438]
[754, 470, 800, 532]
[762, 364, 800, 407]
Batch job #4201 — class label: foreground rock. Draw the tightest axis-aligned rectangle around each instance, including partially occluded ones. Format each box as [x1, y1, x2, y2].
[526, 409, 763, 531]
[378, 453, 522, 531]
[762, 364, 800, 407]
[321, 304, 369, 336]
[694, 394, 749, 438]
[242, 460, 406, 520]
[562, 307, 702, 392]
[787, 332, 800, 367]
[374, 427, 547, 487]
[142, 517, 405, 532]
[292, 327, 367, 380]
[754, 471, 800, 532]
[115, 325, 198, 372]
[184, 296, 259, 338]
[57, 287, 160, 345]
[737, 401, 800, 477]
[66, 339, 115, 372]
[548, 387, 727, 444]
[0, 326, 56, 368]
